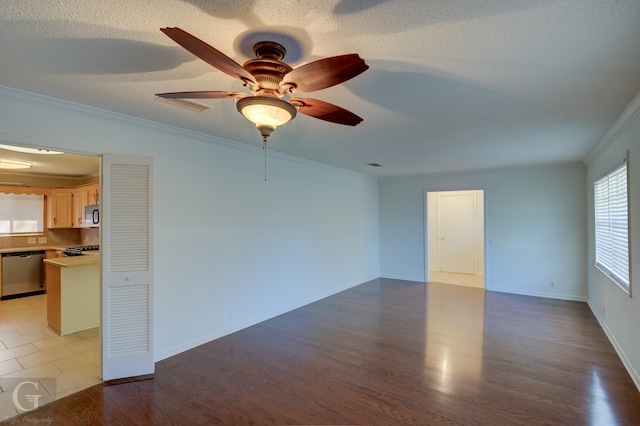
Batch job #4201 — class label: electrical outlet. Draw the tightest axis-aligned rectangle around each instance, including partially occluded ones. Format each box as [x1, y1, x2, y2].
[27, 237, 36, 244]
[38, 237, 47, 244]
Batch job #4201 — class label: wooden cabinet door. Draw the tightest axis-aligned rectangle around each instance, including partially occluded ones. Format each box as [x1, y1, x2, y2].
[44, 250, 63, 292]
[48, 190, 73, 228]
[72, 189, 88, 227]
[45, 263, 62, 334]
[88, 185, 100, 205]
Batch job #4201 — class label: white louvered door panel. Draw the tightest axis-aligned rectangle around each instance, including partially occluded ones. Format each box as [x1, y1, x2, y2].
[101, 155, 154, 381]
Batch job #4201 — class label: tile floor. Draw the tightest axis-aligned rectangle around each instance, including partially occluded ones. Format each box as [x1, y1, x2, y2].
[429, 271, 485, 288]
[0, 294, 101, 420]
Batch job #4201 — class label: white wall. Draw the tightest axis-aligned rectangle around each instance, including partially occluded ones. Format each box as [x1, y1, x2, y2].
[585, 92, 640, 390]
[380, 165, 587, 300]
[0, 86, 380, 361]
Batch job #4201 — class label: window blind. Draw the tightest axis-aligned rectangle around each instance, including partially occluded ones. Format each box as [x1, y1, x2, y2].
[594, 161, 630, 292]
[0, 193, 44, 234]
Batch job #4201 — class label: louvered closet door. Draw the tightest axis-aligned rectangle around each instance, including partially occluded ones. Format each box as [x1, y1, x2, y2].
[101, 154, 154, 381]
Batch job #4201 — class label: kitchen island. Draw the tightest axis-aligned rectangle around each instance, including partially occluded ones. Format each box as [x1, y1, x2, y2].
[44, 253, 99, 335]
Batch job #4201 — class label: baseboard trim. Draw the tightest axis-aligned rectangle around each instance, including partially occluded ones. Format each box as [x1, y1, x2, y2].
[380, 274, 425, 283]
[487, 286, 586, 302]
[587, 300, 640, 392]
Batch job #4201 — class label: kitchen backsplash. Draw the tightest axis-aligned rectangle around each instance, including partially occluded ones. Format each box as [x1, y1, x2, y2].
[0, 228, 84, 250]
[81, 227, 99, 246]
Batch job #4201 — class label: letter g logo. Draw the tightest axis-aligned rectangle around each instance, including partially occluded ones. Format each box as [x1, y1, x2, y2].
[12, 380, 42, 412]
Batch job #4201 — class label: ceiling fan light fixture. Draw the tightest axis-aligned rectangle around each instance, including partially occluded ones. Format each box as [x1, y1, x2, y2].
[237, 96, 297, 141]
[0, 159, 33, 169]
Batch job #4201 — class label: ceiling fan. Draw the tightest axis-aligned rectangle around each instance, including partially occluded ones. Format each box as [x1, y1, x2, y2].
[156, 27, 369, 143]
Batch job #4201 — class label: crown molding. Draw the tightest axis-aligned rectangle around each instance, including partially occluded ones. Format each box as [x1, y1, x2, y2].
[386, 161, 585, 180]
[0, 86, 375, 182]
[583, 90, 640, 165]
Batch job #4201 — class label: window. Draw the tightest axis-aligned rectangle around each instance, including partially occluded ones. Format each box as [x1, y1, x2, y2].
[0, 193, 45, 235]
[594, 160, 630, 294]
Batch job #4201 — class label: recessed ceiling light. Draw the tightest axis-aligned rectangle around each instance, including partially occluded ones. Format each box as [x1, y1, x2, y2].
[0, 144, 64, 155]
[0, 159, 33, 169]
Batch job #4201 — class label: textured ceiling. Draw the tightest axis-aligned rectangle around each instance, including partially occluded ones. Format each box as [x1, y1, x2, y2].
[1, 0, 639, 177]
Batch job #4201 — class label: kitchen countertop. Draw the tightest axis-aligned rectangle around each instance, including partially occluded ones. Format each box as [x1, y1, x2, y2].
[0, 246, 60, 254]
[2, 246, 100, 267]
[44, 254, 100, 268]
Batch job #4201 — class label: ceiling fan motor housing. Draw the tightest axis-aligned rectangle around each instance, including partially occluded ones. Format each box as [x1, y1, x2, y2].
[243, 42, 293, 93]
[253, 41, 286, 60]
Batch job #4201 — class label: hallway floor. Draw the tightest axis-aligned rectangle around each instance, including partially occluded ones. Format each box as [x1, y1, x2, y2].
[0, 294, 101, 419]
[429, 270, 484, 288]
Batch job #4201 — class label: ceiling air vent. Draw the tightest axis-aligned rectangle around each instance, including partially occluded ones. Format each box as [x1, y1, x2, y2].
[156, 97, 209, 112]
[368, 163, 382, 167]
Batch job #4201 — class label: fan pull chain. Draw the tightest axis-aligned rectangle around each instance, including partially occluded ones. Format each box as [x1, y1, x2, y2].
[263, 139, 267, 181]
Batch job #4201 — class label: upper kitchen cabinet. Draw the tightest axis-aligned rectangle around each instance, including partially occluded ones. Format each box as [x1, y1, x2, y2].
[71, 184, 100, 228]
[48, 184, 99, 229]
[87, 184, 99, 205]
[48, 189, 73, 228]
[72, 188, 88, 228]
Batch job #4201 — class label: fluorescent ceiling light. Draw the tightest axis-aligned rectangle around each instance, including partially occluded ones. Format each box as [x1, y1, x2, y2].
[0, 144, 63, 155]
[0, 159, 33, 169]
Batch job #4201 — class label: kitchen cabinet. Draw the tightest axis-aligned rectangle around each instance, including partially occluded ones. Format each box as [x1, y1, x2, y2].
[72, 184, 99, 227]
[48, 189, 73, 228]
[44, 258, 99, 335]
[47, 184, 98, 229]
[45, 249, 64, 259]
[87, 184, 100, 205]
[72, 188, 88, 227]
[44, 249, 63, 292]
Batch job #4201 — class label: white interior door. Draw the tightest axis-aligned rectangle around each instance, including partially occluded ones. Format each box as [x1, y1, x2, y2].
[101, 154, 154, 381]
[438, 193, 476, 274]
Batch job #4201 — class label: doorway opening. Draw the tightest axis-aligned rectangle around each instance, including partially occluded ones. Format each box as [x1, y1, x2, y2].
[0, 143, 102, 408]
[426, 190, 485, 289]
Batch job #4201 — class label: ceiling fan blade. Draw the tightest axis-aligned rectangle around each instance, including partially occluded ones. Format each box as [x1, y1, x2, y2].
[156, 91, 246, 99]
[290, 98, 363, 126]
[160, 27, 255, 84]
[282, 54, 369, 93]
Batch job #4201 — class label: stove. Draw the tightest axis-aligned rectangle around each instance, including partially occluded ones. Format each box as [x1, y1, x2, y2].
[63, 245, 100, 257]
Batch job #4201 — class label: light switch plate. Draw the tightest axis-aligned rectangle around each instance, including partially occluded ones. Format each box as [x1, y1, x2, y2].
[27, 237, 37, 244]
[38, 237, 47, 244]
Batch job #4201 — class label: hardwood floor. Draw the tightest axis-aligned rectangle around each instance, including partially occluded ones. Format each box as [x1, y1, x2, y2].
[4, 278, 640, 425]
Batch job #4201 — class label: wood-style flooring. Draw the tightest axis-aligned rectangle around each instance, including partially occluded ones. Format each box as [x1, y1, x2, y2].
[4, 278, 640, 425]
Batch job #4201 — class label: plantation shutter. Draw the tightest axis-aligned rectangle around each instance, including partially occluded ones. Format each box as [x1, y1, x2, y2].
[101, 154, 154, 381]
[594, 160, 630, 292]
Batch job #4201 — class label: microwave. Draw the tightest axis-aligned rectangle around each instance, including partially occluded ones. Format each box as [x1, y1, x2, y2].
[85, 204, 100, 227]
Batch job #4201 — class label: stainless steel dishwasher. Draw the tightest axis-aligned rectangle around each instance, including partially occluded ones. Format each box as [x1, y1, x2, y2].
[1, 250, 46, 299]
